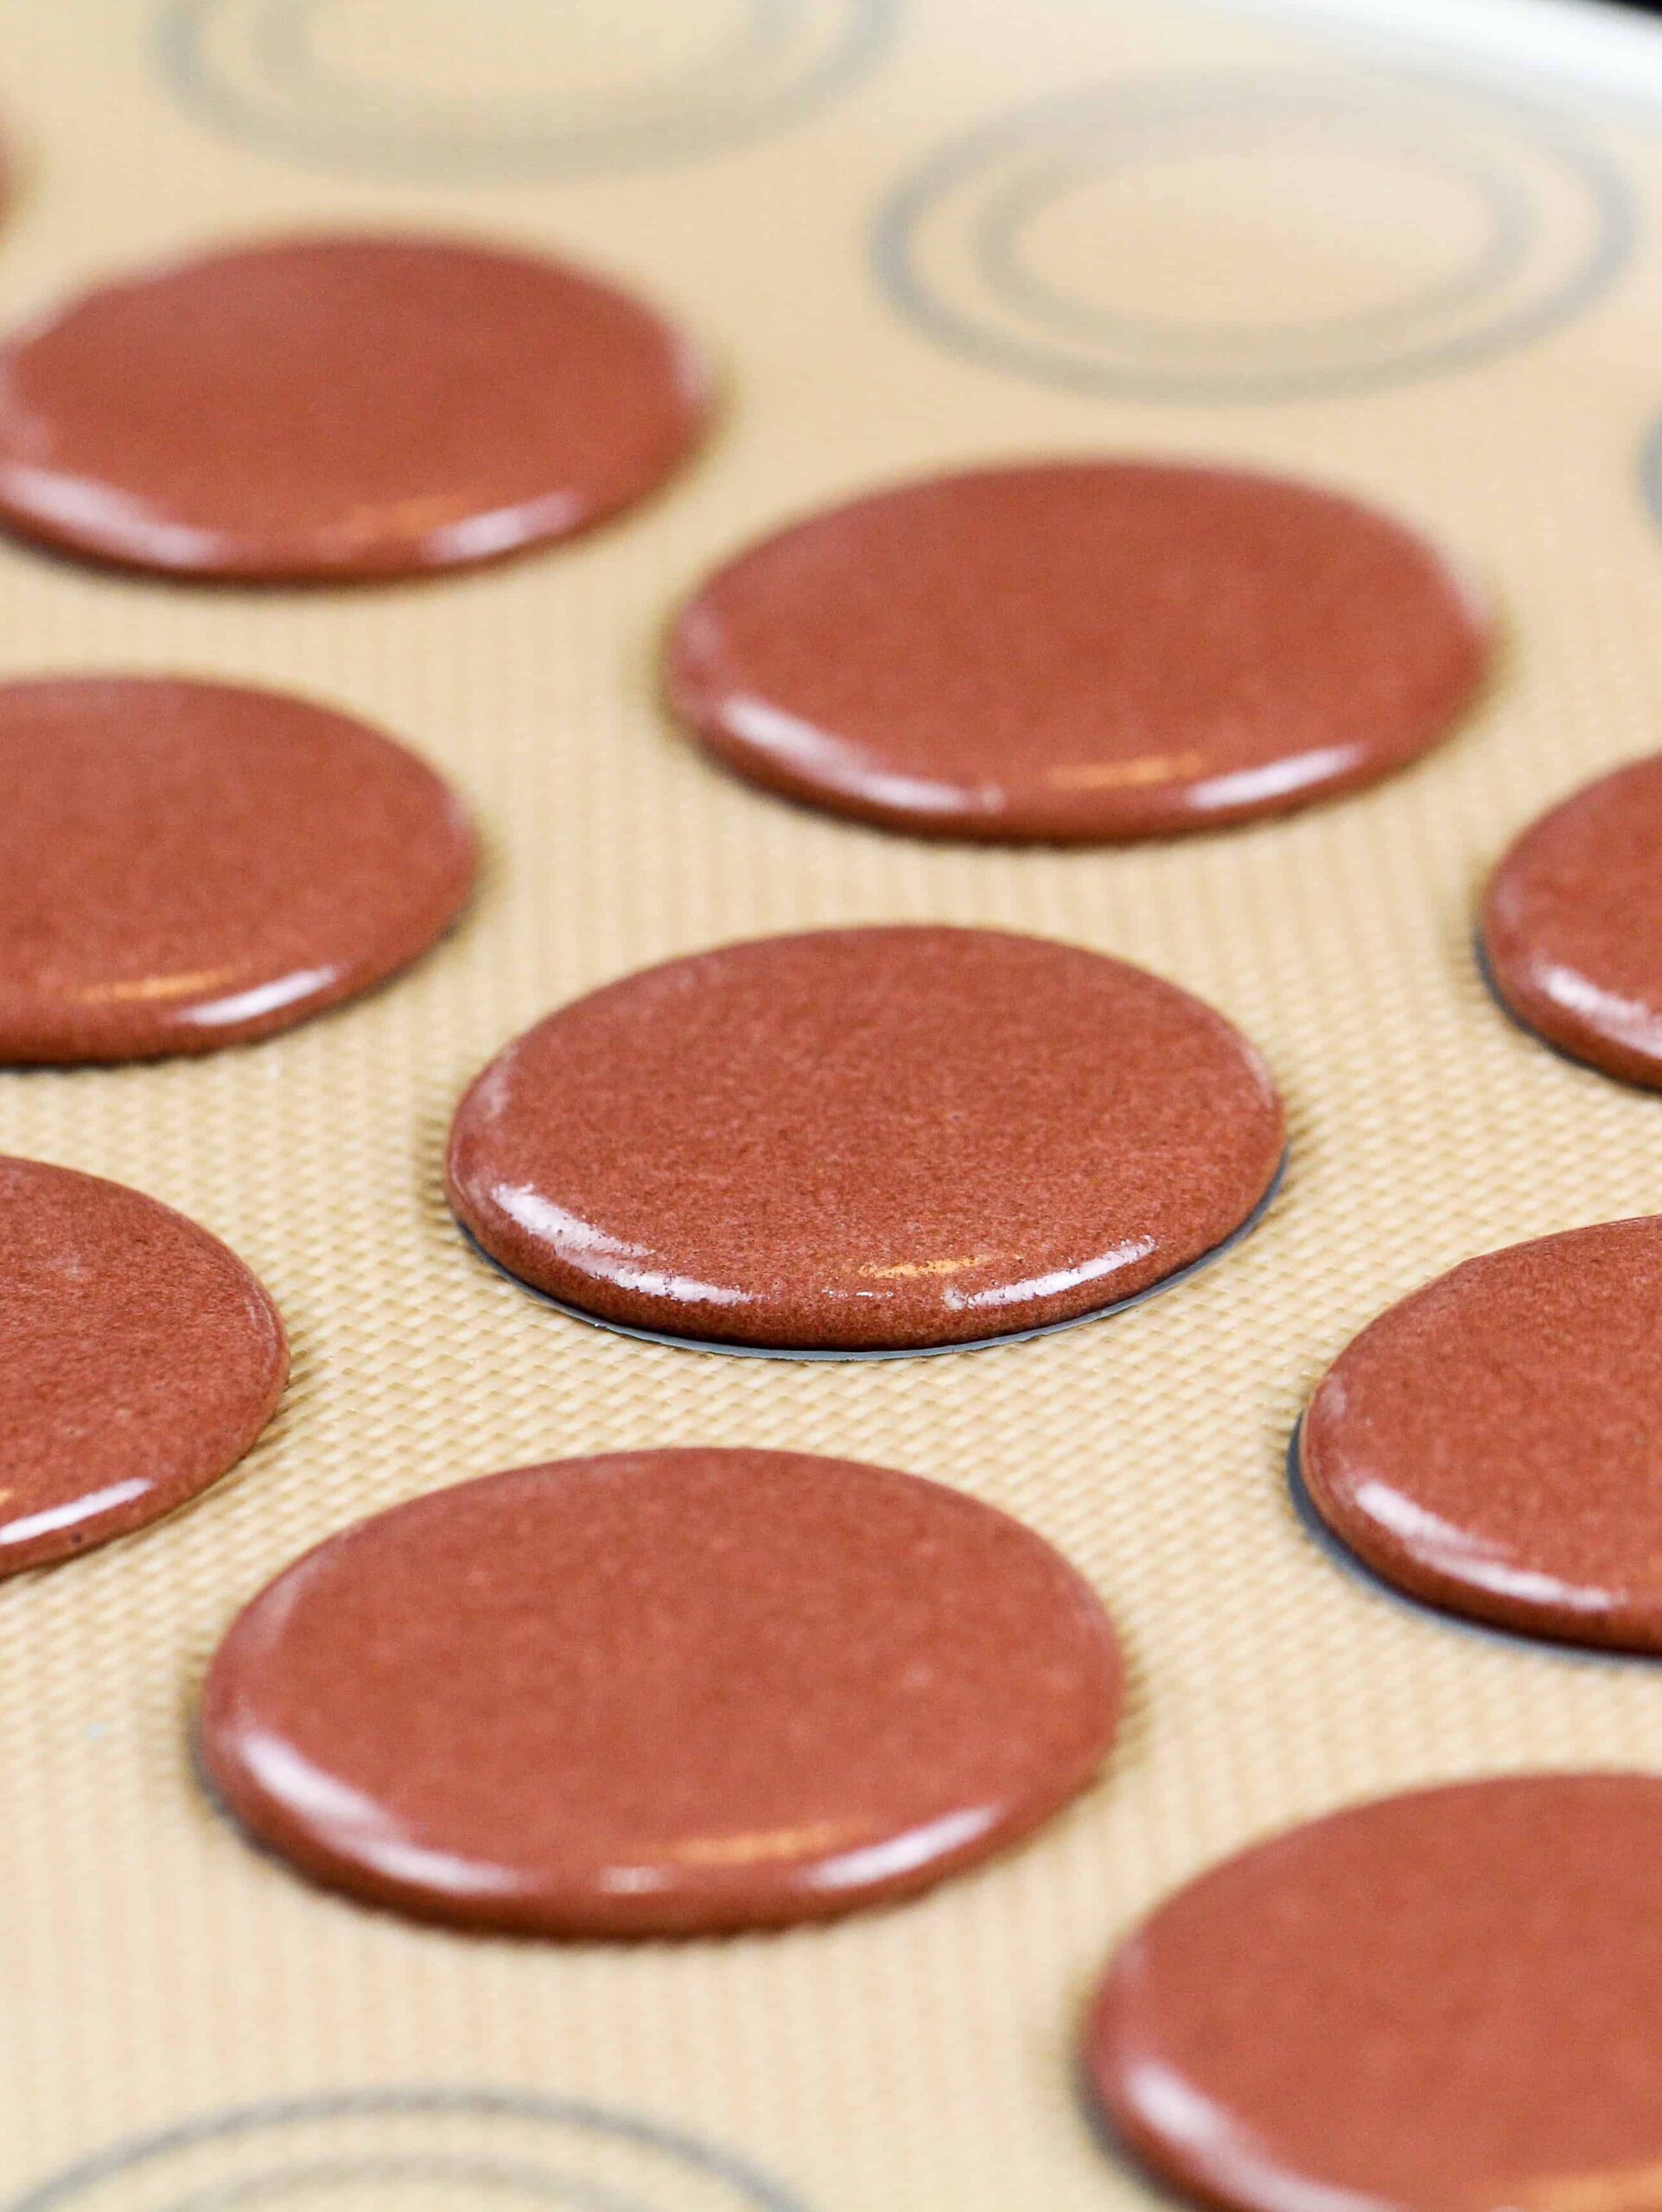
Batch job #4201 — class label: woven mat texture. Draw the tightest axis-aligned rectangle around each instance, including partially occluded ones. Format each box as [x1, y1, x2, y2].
[4, 2, 1662, 2205]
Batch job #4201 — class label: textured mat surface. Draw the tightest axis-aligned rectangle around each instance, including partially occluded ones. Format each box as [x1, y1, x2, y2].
[6, 2, 1662, 2206]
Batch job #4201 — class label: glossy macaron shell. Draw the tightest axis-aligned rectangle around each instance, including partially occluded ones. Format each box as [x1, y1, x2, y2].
[0, 234, 709, 580]
[0, 674, 476, 1060]
[666, 461, 1487, 842]
[444, 925, 1285, 1351]
[1087, 1774, 1662, 2212]
[199, 1449, 1124, 1935]
[1482, 753, 1662, 1089]
[2, 1155, 288, 1574]
[1300, 1216, 1662, 1651]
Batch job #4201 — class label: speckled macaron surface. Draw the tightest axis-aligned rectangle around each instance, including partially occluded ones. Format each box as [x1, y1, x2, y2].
[0, 234, 708, 579]
[199, 1447, 1123, 1936]
[1299, 1216, 1662, 1651]
[2, 1155, 287, 1575]
[1483, 752, 1662, 1090]
[0, 674, 475, 1060]
[1087, 1774, 1662, 2212]
[666, 461, 1487, 842]
[445, 924, 1285, 1351]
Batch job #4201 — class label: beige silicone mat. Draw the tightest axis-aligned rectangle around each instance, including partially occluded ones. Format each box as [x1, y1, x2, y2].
[7, 0, 1662, 2204]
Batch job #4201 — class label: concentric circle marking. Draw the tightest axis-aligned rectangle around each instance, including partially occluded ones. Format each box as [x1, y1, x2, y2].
[263, 0, 778, 117]
[3, 2090, 808, 2212]
[876, 76, 1634, 401]
[156, 0, 894, 178]
[974, 136, 1533, 350]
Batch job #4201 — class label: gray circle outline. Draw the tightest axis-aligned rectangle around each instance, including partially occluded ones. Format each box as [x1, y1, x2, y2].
[2, 2089, 810, 2212]
[1639, 411, 1662, 538]
[258, 0, 789, 125]
[155, 0, 896, 180]
[974, 125, 1534, 353]
[875, 74, 1639, 403]
[152, 2150, 649, 2212]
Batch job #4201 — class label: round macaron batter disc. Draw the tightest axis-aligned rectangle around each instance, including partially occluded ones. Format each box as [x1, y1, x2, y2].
[0, 675, 475, 1060]
[1483, 753, 1662, 1089]
[666, 461, 1487, 842]
[3, 1155, 287, 1574]
[444, 924, 1285, 1352]
[0, 234, 707, 579]
[1087, 1774, 1662, 2212]
[1299, 1215, 1662, 1651]
[199, 1447, 1123, 1935]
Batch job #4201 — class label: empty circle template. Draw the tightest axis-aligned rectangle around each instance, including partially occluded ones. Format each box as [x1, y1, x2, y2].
[878, 78, 1632, 400]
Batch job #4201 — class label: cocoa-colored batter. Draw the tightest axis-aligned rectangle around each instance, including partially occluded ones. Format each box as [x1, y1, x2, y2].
[0, 675, 475, 1059]
[1484, 753, 1662, 1089]
[445, 925, 1285, 1351]
[1301, 1216, 1662, 1651]
[667, 461, 1487, 841]
[1089, 1774, 1662, 2212]
[0, 234, 708, 579]
[2, 1155, 287, 1574]
[200, 1448, 1123, 1935]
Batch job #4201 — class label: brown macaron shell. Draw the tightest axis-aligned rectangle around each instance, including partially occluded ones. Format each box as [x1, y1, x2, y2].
[3, 1155, 287, 1574]
[1482, 753, 1662, 1089]
[1087, 1774, 1662, 2212]
[666, 461, 1487, 842]
[198, 1448, 1124, 1936]
[444, 925, 1285, 1352]
[0, 674, 475, 1060]
[1300, 1216, 1662, 1652]
[0, 234, 708, 581]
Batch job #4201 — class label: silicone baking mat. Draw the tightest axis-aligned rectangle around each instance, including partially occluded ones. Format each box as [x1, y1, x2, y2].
[6, 0, 1662, 2205]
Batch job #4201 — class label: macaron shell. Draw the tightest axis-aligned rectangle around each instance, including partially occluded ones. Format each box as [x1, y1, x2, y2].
[199, 1449, 1123, 1935]
[1482, 753, 1662, 1089]
[1087, 1775, 1662, 2212]
[0, 234, 709, 580]
[0, 674, 476, 1060]
[1299, 1216, 1662, 1652]
[666, 461, 1487, 842]
[444, 925, 1285, 1351]
[3, 1155, 288, 1575]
